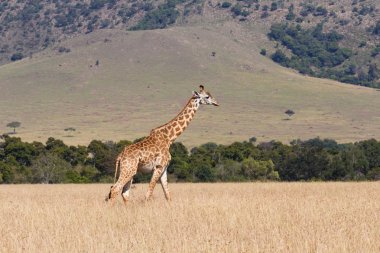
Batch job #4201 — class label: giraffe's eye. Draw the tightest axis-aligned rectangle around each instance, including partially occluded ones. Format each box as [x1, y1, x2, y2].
[205, 96, 210, 99]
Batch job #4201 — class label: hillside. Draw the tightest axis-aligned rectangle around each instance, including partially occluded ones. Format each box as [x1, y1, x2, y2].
[0, 0, 379, 87]
[1, 25, 379, 147]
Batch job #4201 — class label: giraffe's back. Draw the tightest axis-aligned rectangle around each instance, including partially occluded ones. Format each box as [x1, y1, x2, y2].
[119, 134, 170, 173]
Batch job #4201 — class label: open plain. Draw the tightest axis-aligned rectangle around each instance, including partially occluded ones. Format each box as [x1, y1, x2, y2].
[1, 182, 379, 252]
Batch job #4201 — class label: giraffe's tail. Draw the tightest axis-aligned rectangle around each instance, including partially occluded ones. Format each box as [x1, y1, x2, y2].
[114, 154, 122, 184]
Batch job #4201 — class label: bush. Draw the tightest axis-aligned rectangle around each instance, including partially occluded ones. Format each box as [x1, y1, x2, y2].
[0, 161, 15, 183]
[314, 6, 328, 16]
[286, 11, 295, 21]
[367, 167, 380, 180]
[260, 48, 266, 56]
[216, 160, 244, 181]
[373, 21, 380, 35]
[90, 0, 107, 10]
[10, 53, 23, 61]
[58, 47, 71, 53]
[368, 64, 379, 82]
[261, 11, 269, 19]
[300, 4, 315, 16]
[241, 158, 279, 180]
[194, 164, 216, 182]
[221, 2, 232, 8]
[270, 2, 278, 11]
[371, 45, 380, 57]
[271, 50, 288, 64]
[231, 4, 242, 16]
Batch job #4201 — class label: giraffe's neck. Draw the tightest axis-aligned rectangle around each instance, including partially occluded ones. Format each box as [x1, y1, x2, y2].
[152, 97, 200, 143]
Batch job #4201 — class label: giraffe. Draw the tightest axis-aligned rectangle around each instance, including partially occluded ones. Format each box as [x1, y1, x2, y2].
[106, 86, 219, 205]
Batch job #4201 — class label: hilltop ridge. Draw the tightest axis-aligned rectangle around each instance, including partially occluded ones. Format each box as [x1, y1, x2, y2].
[0, 0, 379, 87]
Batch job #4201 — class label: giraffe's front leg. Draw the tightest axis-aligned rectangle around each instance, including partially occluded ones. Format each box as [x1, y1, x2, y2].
[160, 168, 171, 201]
[145, 165, 165, 201]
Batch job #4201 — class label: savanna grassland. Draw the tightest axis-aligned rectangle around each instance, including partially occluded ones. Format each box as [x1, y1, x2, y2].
[1, 183, 379, 252]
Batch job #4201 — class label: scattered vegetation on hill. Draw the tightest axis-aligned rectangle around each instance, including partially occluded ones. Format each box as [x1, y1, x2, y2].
[265, 1, 379, 87]
[0, 0, 203, 64]
[1, 135, 379, 184]
[131, 1, 180, 30]
[268, 22, 380, 87]
[0, 0, 379, 87]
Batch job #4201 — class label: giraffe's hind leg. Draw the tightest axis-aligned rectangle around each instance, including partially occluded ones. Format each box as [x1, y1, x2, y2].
[108, 159, 138, 206]
[121, 179, 133, 204]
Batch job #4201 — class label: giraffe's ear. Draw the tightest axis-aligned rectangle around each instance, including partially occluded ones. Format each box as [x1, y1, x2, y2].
[193, 91, 200, 98]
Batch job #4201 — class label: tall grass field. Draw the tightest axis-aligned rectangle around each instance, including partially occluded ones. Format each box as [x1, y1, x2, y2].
[1, 183, 379, 252]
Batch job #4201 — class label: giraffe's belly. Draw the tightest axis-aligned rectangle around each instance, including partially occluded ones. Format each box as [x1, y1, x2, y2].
[138, 163, 154, 174]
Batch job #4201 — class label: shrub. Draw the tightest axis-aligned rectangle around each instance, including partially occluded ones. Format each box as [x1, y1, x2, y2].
[371, 45, 380, 57]
[300, 4, 315, 16]
[367, 167, 380, 180]
[314, 6, 328, 16]
[286, 11, 295, 21]
[368, 64, 379, 82]
[339, 19, 349, 26]
[241, 158, 279, 180]
[10, 53, 23, 61]
[373, 21, 380, 35]
[221, 2, 232, 8]
[261, 11, 269, 19]
[231, 4, 242, 16]
[270, 2, 277, 11]
[260, 48, 266, 56]
[90, 0, 107, 10]
[271, 49, 288, 64]
[285, 109, 295, 118]
[58, 47, 71, 53]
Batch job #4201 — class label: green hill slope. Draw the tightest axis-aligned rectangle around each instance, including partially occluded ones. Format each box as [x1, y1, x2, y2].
[0, 25, 379, 146]
[1, 0, 379, 87]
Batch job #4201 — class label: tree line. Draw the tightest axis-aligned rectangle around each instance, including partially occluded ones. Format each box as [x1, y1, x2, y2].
[0, 135, 379, 184]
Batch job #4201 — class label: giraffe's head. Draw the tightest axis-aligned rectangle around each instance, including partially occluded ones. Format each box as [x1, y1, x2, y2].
[193, 86, 219, 106]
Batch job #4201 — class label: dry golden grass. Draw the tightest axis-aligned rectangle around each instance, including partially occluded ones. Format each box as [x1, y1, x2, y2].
[0, 183, 379, 252]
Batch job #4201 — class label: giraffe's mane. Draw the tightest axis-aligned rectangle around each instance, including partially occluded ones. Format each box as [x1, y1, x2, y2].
[151, 96, 195, 132]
